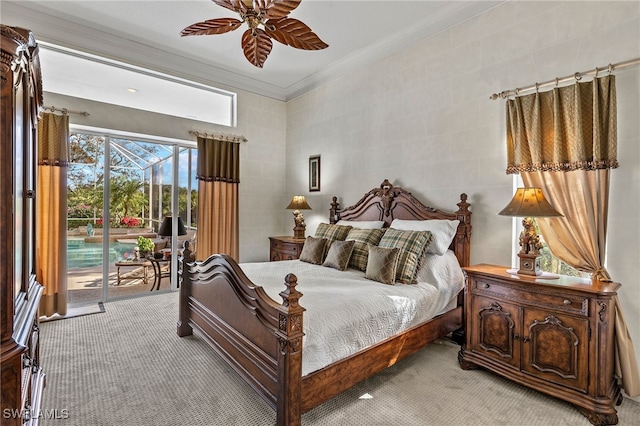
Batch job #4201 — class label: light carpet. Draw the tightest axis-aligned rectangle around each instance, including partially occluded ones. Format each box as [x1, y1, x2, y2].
[39, 291, 640, 426]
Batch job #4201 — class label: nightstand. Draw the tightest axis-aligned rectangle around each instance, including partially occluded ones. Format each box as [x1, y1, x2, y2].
[458, 264, 622, 425]
[269, 236, 306, 261]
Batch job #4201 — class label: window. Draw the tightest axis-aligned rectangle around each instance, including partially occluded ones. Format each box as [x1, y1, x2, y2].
[39, 43, 237, 126]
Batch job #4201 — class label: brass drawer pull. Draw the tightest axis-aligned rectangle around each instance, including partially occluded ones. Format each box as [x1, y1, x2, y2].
[563, 299, 571, 305]
[482, 283, 490, 289]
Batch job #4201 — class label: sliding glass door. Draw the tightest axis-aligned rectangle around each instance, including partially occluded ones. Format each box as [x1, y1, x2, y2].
[66, 130, 196, 306]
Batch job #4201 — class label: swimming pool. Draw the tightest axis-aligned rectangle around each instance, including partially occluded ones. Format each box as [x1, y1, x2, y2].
[67, 238, 137, 269]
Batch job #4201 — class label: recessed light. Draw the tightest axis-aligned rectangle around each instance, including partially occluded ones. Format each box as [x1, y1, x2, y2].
[127, 88, 138, 93]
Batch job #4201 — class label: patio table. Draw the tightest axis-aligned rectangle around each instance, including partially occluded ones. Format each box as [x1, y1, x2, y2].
[114, 259, 151, 286]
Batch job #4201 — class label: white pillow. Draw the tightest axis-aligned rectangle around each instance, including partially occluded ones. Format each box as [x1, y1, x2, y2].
[415, 250, 465, 300]
[336, 220, 385, 229]
[390, 219, 459, 255]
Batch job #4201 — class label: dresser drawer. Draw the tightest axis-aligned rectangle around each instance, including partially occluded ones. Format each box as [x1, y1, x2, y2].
[271, 241, 302, 256]
[472, 276, 589, 316]
[269, 237, 305, 261]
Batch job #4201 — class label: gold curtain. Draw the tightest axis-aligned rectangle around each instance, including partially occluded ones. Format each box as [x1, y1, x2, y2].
[506, 74, 639, 396]
[36, 113, 69, 316]
[522, 170, 609, 278]
[196, 136, 240, 261]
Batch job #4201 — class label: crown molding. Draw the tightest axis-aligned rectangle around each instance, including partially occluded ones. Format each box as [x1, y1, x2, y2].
[284, 1, 503, 101]
[3, 1, 502, 103]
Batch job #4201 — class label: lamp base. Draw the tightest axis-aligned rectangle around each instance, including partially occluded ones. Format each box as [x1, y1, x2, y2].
[293, 228, 306, 239]
[292, 210, 306, 239]
[506, 253, 560, 279]
[516, 252, 541, 276]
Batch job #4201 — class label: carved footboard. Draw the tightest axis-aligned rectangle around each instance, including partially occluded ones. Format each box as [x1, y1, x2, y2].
[178, 244, 305, 426]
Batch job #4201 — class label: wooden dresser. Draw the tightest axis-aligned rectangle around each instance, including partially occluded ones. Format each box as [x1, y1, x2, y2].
[269, 236, 305, 261]
[1, 25, 46, 425]
[458, 264, 621, 425]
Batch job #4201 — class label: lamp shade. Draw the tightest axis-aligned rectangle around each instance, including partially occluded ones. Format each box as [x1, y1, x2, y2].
[498, 188, 563, 217]
[158, 216, 187, 237]
[286, 195, 311, 210]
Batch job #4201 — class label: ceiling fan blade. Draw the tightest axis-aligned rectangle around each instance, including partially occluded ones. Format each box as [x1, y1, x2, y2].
[211, 0, 244, 13]
[265, 18, 328, 50]
[257, 0, 301, 19]
[242, 28, 273, 68]
[181, 18, 243, 37]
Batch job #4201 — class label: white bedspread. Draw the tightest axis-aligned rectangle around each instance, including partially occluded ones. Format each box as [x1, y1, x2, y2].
[239, 251, 464, 376]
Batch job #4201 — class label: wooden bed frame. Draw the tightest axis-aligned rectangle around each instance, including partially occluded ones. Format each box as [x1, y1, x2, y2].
[177, 179, 472, 426]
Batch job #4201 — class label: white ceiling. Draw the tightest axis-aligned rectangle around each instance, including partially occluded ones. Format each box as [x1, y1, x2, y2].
[2, 1, 501, 102]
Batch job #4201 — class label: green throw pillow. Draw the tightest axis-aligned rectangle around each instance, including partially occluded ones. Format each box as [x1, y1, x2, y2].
[378, 228, 432, 284]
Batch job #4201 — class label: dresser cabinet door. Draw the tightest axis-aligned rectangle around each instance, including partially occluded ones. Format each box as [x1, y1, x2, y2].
[521, 309, 589, 392]
[470, 295, 521, 369]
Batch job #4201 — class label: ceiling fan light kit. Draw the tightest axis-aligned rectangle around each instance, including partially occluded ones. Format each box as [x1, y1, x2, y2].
[181, 0, 328, 68]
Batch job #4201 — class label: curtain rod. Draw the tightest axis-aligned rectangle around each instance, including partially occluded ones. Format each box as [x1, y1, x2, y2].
[189, 130, 247, 143]
[490, 57, 640, 100]
[42, 105, 90, 116]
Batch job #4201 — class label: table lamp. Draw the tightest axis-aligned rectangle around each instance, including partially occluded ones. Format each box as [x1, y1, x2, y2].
[286, 195, 311, 239]
[158, 216, 187, 240]
[498, 187, 563, 277]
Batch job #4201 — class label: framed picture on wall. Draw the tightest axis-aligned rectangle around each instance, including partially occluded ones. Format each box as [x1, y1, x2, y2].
[309, 155, 320, 192]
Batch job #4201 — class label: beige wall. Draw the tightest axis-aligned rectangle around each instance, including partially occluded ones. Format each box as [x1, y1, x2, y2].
[285, 1, 640, 391]
[45, 89, 287, 263]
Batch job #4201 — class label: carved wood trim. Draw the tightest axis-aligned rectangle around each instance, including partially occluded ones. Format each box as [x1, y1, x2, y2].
[330, 179, 472, 267]
[597, 300, 608, 323]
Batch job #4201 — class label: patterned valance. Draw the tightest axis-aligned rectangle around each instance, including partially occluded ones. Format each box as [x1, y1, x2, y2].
[38, 112, 69, 167]
[506, 75, 618, 174]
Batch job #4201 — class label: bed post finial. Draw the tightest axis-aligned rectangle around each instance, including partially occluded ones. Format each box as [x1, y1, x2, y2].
[330, 196, 340, 224]
[182, 240, 194, 262]
[276, 273, 305, 426]
[457, 193, 470, 214]
[177, 240, 194, 337]
[279, 273, 303, 310]
[454, 193, 472, 267]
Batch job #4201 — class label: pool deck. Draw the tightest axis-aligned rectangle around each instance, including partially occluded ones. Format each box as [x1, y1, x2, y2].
[67, 263, 171, 305]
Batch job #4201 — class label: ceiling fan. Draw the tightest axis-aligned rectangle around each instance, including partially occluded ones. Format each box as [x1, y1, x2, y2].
[181, 0, 328, 68]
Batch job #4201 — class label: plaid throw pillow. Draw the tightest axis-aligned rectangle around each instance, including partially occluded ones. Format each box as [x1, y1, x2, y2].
[345, 228, 387, 271]
[323, 239, 356, 271]
[314, 223, 352, 251]
[378, 228, 432, 284]
[299, 236, 328, 265]
[365, 245, 400, 285]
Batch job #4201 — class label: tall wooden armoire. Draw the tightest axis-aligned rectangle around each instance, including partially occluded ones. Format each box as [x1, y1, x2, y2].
[1, 25, 46, 425]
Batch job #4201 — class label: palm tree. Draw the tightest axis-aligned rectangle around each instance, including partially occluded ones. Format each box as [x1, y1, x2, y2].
[110, 176, 145, 223]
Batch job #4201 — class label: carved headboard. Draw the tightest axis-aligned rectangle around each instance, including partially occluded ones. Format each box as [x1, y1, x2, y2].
[329, 179, 472, 267]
